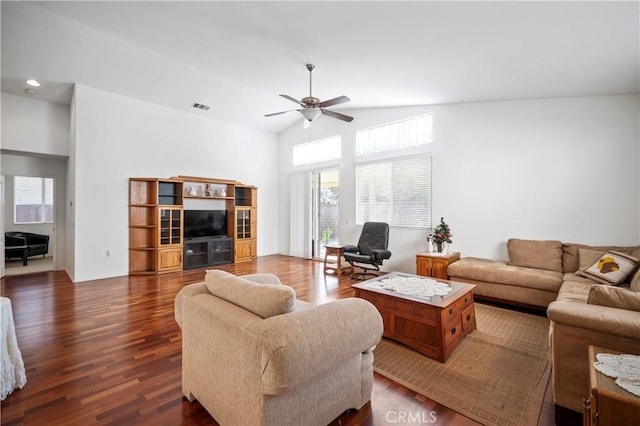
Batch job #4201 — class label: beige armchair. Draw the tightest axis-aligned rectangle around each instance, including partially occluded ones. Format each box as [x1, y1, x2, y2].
[175, 270, 383, 426]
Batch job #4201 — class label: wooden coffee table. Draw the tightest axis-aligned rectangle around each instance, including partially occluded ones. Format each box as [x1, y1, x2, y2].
[352, 272, 476, 363]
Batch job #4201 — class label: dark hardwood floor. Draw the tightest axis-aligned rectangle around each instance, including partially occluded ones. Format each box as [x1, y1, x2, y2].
[0, 255, 552, 425]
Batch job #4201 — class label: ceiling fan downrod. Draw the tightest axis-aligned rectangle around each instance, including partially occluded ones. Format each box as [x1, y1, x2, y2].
[306, 64, 315, 98]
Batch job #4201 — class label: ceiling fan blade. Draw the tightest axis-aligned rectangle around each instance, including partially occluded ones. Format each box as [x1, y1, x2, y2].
[279, 94, 303, 106]
[321, 109, 354, 122]
[264, 109, 296, 117]
[318, 95, 350, 108]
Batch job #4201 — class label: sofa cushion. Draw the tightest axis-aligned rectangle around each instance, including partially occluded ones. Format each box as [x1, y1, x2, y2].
[555, 279, 592, 303]
[507, 239, 563, 273]
[588, 285, 640, 312]
[448, 257, 563, 292]
[630, 269, 640, 292]
[578, 251, 638, 286]
[562, 272, 598, 285]
[205, 270, 296, 319]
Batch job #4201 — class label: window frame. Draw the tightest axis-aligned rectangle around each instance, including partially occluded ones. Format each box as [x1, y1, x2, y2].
[13, 176, 54, 225]
[292, 135, 342, 168]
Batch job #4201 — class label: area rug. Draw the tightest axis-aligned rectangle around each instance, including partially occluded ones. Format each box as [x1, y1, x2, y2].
[373, 303, 551, 426]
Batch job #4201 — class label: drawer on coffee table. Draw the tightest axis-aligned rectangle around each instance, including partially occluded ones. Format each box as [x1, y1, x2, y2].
[362, 292, 438, 322]
[440, 291, 474, 323]
[460, 304, 476, 334]
[444, 316, 463, 347]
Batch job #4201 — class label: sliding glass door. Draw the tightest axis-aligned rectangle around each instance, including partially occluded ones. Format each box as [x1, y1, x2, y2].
[312, 169, 340, 258]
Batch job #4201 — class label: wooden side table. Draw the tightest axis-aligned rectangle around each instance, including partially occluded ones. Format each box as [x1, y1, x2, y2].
[416, 252, 460, 280]
[323, 244, 353, 275]
[584, 345, 640, 426]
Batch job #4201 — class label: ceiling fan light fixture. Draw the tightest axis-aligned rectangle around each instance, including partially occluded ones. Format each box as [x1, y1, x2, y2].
[300, 107, 321, 122]
[265, 64, 353, 125]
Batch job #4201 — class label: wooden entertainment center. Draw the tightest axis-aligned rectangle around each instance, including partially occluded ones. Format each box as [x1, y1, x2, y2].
[128, 176, 257, 275]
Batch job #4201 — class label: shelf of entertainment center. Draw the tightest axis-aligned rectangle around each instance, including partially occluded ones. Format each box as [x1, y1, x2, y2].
[184, 196, 234, 200]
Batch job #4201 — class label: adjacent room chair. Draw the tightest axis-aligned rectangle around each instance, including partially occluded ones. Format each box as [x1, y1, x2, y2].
[343, 222, 392, 279]
[5, 232, 49, 266]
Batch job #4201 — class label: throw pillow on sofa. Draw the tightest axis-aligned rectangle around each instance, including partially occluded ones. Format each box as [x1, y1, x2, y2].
[578, 251, 638, 286]
[577, 248, 606, 271]
[507, 239, 563, 273]
[587, 284, 640, 311]
[205, 269, 296, 319]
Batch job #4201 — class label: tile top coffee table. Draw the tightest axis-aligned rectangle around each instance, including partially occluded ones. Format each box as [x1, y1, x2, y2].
[352, 272, 476, 363]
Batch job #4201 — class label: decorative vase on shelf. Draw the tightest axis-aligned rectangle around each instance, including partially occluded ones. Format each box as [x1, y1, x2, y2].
[204, 184, 211, 197]
[220, 189, 226, 197]
[188, 186, 197, 196]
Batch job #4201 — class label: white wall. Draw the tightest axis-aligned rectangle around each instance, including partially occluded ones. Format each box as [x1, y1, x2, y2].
[72, 85, 278, 282]
[67, 89, 77, 280]
[278, 94, 640, 274]
[1, 93, 70, 156]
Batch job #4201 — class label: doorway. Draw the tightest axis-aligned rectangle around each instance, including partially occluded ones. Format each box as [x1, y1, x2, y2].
[3, 174, 56, 276]
[312, 169, 340, 259]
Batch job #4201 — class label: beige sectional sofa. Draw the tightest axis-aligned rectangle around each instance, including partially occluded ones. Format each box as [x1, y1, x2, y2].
[175, 270, 383, 426]
[448, 239, 640, 415]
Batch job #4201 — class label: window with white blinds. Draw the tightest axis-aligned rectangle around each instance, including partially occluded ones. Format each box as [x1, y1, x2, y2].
[356, 114, 433, 156]
[355, 155, 432, 227]
[292, 135, 341, 166]
[14, 176, 54, 224]
[354, 113, 433, 228]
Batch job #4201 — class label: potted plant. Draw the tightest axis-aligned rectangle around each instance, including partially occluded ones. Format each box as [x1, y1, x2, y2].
[432, 217, 453, 253]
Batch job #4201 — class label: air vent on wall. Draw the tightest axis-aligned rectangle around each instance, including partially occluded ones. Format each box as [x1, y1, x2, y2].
[191, 102, 211, 111]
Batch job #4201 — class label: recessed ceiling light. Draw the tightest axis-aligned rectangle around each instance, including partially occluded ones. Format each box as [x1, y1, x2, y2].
[26, 79, 41, 87]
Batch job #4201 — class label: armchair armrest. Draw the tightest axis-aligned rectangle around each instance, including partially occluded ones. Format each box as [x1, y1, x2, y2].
[174, 282, 210, 328]
[372, 249, 392, 262]
[343, 245, 359, 253]
[241, 273, 282, 285]
[5, 235, 27, 247]
[547, 300, 640, 340]
[259, 298, 383, 394]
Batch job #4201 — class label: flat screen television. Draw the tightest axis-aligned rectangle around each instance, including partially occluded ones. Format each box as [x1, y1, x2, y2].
[184, 210, 227, 239]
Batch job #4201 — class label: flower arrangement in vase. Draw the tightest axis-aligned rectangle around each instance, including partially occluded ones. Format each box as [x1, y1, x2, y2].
[431, 217, 453, 253]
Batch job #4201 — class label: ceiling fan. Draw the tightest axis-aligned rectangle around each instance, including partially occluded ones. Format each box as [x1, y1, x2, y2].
[265, 64, 354, 128]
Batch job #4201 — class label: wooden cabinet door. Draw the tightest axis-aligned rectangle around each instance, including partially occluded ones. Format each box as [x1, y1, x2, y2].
[158, 248, 182, 272]
[235, 240, 252, 262]
[432, 259, 449, 279]
[416, 257, 432, 276]
[235, 208, 251, 239]
[159, 207, 182, 247]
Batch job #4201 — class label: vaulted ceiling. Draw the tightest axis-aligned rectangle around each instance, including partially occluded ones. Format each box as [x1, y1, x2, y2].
[2, 1, 638, 134]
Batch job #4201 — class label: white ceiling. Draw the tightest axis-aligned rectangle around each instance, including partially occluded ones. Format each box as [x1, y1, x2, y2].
[2, 1, 638, 134]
